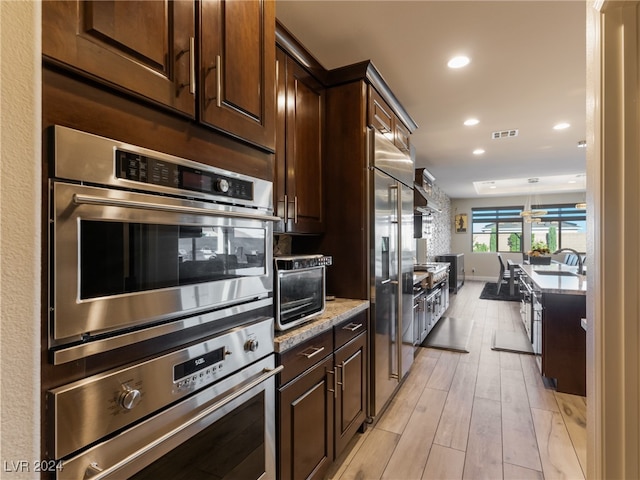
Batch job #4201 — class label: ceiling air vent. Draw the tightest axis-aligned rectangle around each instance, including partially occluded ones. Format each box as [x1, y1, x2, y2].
[491, 129, 519, 139]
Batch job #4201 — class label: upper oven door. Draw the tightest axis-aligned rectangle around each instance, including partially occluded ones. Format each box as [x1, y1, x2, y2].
[51, 181, 275, 345]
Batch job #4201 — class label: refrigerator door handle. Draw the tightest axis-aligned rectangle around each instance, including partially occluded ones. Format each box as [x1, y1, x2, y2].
[395, 181, 403, 381]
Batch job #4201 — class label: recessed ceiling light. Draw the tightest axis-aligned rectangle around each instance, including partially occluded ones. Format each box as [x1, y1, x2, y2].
[568, 180, 577, 184]
[553, 122, 571, 130]
[473, 148, 485, 155]
[489, 185, 497, 189]
[448, 56, 470, 69]
[464, 118, 479, 126]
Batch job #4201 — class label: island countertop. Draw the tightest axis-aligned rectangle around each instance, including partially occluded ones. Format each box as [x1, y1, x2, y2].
[274, 298, 369, 353]
[520, 263, 587, 295]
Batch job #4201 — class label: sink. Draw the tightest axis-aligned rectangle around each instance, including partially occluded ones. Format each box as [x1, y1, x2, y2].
[533, 269, 577, 277]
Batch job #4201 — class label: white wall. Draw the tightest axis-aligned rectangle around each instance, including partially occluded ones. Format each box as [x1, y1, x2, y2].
[0, 1, 41, 475]
[450, 192, 586, 281]
[587, 2, 640, 477]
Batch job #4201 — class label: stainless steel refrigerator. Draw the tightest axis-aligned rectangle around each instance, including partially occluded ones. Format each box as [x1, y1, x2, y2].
[368, 127, 415, 417]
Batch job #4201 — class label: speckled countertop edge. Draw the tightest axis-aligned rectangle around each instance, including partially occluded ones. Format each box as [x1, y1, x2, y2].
[274, 298, 369, 353]
[520, 264, 587, 295]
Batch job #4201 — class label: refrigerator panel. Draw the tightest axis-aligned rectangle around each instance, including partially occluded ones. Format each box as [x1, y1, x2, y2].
[370, 167, 399, 417]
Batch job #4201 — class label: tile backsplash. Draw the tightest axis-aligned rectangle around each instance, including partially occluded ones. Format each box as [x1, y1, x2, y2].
[415, 183, 451, 263]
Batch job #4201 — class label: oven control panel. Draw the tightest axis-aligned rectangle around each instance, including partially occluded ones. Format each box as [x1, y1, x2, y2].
[173, 346, 227, 393]
[48, 318, 274, 460]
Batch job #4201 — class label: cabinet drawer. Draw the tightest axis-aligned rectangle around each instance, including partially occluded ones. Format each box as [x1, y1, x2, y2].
[279, 329, 334, 385]
[334, 312, 367, 350]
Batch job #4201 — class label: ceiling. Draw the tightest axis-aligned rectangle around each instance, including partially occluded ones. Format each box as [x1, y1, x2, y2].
[276, 1, 587, 199]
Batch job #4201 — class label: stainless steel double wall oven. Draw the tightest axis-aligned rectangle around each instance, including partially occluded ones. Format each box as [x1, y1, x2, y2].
[46, 126, 280, 479]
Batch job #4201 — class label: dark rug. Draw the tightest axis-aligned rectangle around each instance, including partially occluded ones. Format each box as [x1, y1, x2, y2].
[479, 282, 520, 302]
[491, 329, 534, 355]
[420, 316, 472, 353]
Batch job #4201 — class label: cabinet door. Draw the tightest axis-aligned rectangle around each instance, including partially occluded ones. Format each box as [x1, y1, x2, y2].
[368, 87, 393, 135]
[394, 119, 411, 153]
[279, 356, 334, 480]
[200, 0, 276, 151]
[275, 51, 324, 234]
[334, 333, 367, 456]
[43, 0, 195, 117]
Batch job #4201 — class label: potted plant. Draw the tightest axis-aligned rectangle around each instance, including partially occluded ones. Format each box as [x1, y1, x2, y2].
[529, 241, 550, 256]
[528, 241, 551, 263]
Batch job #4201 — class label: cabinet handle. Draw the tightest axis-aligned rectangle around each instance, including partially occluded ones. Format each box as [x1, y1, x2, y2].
[282, 194, 288, 222]
[293, 196, 298, 223]
[216, 55, 222, 108]
[177, 38, 196, 95]
[336, 363, 345, 391]
[327, 367, 337, 398]
[342, 323, 363, 332]
[374, 114, 391, 134]
[298, 346, 325, 359]
[189, 37, 195, 94]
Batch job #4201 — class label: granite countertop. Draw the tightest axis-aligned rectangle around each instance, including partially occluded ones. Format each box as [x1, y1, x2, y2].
[520, 264, 587, 295]
[413, 271, 430, 285]
[274, 298, 369, 353]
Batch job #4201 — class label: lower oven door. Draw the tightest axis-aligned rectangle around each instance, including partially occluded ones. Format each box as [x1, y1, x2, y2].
[57, 355, 281, 480]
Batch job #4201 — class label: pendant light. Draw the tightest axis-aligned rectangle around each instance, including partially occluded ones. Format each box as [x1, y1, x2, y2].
[520, 178, 548, 218]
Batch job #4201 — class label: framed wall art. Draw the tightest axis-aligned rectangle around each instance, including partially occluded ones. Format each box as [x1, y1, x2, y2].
[455, 213, 468, 233]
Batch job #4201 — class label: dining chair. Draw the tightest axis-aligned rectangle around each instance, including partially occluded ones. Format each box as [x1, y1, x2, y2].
[496, 253, 512, 294]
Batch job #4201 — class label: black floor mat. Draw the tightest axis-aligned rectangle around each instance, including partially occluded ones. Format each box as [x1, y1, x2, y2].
[479, 282, 520, 302]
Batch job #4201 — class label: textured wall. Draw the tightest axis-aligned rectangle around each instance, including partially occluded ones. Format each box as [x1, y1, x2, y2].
[415, 183, 452, 263]
[0, 1, 42, 473]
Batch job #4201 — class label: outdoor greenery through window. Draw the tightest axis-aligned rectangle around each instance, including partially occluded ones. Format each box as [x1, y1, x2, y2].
[530, 204, 586, 253]
[471, 203, 587, 254]
[472, 206, 523, 252]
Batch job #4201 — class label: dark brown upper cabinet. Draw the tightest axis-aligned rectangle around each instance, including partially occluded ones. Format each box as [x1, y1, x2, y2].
[368, 86, 411, 153]
[200, 0, 276, 151]
[43, 0, 276, 152]
[275, 48, 324, 234]
[43, 1, 196, 117]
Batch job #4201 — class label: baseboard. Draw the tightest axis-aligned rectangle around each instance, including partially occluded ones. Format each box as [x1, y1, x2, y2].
[464, 276, 495, 283]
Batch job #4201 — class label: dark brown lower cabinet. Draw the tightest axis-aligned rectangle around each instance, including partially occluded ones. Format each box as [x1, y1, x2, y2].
[278, 313, 368, 480]
[334, 332, 367, 456]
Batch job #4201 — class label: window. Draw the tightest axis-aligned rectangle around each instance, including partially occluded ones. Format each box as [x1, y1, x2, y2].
[472, 207, 523, 252]
[530, 204, 586, 253]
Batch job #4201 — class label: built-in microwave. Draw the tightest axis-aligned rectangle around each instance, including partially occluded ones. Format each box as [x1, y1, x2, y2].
[48, 126, 278, 363]
[274, 255, 332, 330]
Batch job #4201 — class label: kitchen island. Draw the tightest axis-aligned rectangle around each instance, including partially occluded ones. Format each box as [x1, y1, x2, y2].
[519, 264, 586, 396]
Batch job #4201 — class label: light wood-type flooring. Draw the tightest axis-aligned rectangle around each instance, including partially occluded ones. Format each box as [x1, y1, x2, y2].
[327, 280, 587, 480]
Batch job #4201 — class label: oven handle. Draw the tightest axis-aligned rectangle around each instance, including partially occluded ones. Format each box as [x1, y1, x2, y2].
[83, 365, 284, 480]
[73, 193, 281, 223]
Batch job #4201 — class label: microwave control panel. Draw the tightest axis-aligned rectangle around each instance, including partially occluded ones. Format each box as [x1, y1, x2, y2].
[116, 150, 253, 201]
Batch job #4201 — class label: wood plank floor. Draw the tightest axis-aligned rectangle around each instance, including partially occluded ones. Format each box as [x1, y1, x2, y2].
[326, 281, 587, 480]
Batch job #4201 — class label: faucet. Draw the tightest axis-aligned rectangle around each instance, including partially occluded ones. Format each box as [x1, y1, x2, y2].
[553, 248, 585, 275]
